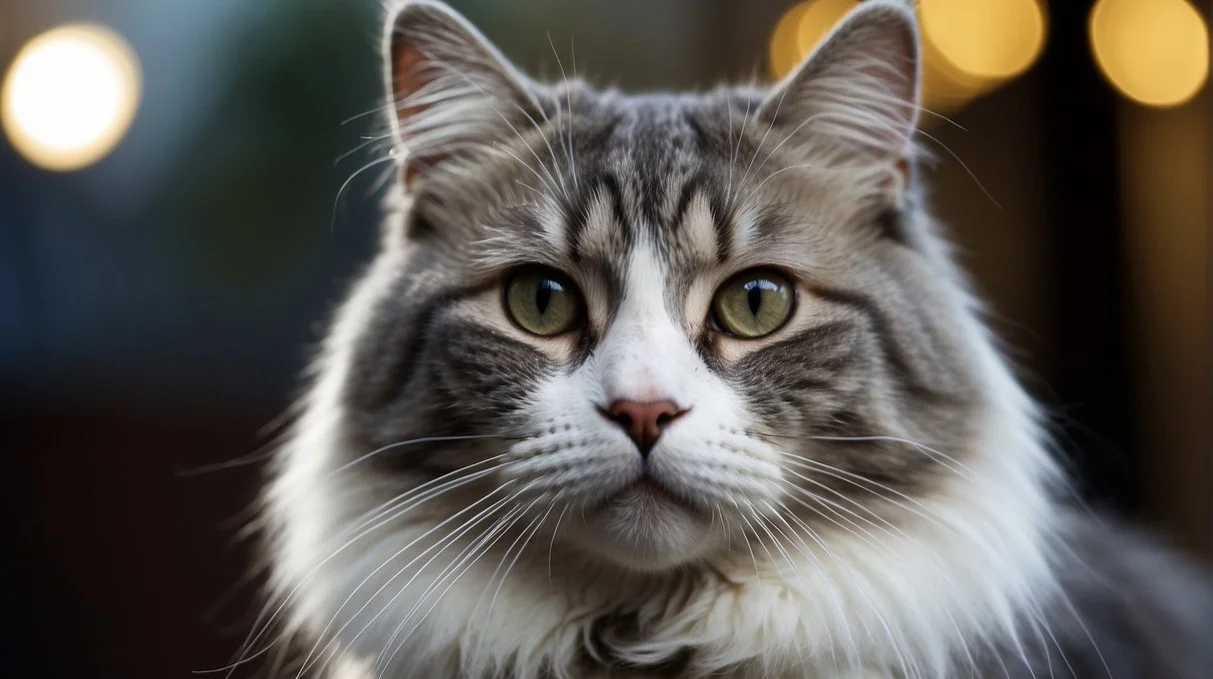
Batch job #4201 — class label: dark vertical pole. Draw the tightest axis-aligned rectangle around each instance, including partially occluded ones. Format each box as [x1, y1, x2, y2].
[1036, 1, 1136, 510]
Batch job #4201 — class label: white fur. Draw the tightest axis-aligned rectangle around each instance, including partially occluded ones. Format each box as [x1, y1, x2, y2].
[595, 246, 698, 404]
[681, 193, 717, 263]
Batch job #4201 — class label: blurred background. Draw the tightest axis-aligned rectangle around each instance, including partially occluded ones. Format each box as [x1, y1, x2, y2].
[0, 0, 1209, 676]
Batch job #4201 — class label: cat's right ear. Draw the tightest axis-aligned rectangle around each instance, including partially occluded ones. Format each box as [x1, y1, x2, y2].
[384, 0, 541, 190]
[758, 0, 920, 196]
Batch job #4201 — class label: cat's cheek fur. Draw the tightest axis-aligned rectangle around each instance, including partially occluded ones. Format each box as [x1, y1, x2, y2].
[263, 247, 412, 644]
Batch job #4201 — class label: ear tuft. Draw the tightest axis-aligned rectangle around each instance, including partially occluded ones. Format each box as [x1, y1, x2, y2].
[385, 0, 540, 188]
[760, 0, 921, 166]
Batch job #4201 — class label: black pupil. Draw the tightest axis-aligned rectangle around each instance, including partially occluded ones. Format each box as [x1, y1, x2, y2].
[535, 278, 559, 315]
[745, 279, 774, 317]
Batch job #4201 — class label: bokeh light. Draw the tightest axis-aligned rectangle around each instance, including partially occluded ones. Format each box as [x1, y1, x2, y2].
[768, 0, 1048, 116]
[769, 2, 812, 81]
[920, 0, 1047, 80]
[1089, 0, 1210, 108]
[920, 36, 989, 115]
[795, 0, 860, 64]
[1, 24, 142, 172]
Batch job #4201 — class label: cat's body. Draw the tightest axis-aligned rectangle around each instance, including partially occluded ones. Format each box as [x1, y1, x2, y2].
[256, 1, 1213, 677]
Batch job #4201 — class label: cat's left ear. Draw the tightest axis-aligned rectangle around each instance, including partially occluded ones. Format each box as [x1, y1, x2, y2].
[384, 0, 542, 190]
[759, 0, 920, 191]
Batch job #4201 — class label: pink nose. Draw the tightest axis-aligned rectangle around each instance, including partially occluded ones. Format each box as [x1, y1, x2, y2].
[601, 399, 688, 456]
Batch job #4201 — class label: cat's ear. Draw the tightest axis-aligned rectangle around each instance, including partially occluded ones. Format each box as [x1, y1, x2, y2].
[384, 0, 541, 189]
[759, 0, 920, 173]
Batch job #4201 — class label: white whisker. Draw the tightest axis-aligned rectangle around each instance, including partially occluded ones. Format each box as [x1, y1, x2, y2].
[375, 499, 535, 674]
[297, 485, 521, 677]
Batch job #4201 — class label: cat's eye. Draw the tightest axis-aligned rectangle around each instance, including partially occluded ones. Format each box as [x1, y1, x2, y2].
[504, 267, 584, 336]
[711, 269, 795, 339]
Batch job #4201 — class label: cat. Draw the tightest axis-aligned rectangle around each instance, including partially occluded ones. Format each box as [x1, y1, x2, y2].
[253, 1, 1213, 677]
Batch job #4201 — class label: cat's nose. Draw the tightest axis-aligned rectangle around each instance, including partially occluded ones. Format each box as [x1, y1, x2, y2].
[601, 399, 687, 457]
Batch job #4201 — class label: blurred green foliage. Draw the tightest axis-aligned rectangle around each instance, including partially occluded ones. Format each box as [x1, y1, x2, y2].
[158, 0, 381, 296]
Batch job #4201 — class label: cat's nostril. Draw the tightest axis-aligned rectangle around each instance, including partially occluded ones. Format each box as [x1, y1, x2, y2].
[601, 399, 688, 457]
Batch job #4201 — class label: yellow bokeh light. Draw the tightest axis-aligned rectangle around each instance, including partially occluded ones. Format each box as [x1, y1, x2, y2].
[921, 0, 1047, 80]
[770, 0, 859, 80]
[918, 0, 1047, 115]
[770, 2, 812, 80]
[1, 24, 142, 172]
[1090, 0, 1210, 108]
[921, 37, 988, 116]
[795, 0, 860, 61]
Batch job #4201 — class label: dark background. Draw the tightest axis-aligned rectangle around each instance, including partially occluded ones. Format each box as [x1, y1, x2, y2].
[1, 0, 1210, 677]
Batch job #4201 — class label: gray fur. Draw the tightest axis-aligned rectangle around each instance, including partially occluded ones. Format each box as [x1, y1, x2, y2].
[969, 514, 1213, 679]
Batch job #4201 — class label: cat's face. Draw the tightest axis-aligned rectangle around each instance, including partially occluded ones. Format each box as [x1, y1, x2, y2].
[339, 0, 983, 573]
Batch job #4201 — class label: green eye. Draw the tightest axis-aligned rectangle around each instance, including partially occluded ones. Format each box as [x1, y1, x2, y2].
[505, 267, 584, 336]
[711, 269, 795, 338]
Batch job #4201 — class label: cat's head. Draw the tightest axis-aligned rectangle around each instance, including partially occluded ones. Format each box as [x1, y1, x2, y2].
[327, 0, 995, 574]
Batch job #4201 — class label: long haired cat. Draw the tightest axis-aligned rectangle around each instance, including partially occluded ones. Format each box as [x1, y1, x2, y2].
[255, 1, 1213, 677]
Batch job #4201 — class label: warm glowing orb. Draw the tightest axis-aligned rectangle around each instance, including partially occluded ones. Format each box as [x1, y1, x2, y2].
[921, 0, 1047, 79]
[795, 0, 860, 62]
[770, 2, 811, 80]
[769, 0, 861, 80]
[1090, 0, 1210, 108]
[1, 24, 142, 171]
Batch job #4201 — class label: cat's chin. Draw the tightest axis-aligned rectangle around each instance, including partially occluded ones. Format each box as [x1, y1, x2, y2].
[567, 480, 723, 571]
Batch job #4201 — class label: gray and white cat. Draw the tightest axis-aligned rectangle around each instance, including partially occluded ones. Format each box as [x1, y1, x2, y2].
[256, 1, 1213, 677]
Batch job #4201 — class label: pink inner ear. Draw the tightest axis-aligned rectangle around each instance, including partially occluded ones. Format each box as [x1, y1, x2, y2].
[391, 46, 432, 189]
[391, 44, 426, 115]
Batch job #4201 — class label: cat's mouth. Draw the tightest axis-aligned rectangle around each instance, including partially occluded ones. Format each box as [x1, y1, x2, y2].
[572, 468, 720, 570]
[601, 471, 705, 517]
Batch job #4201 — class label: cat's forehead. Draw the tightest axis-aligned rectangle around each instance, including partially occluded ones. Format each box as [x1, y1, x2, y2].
[552, 93, 759, 270]
[454, 88, 855, 300]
